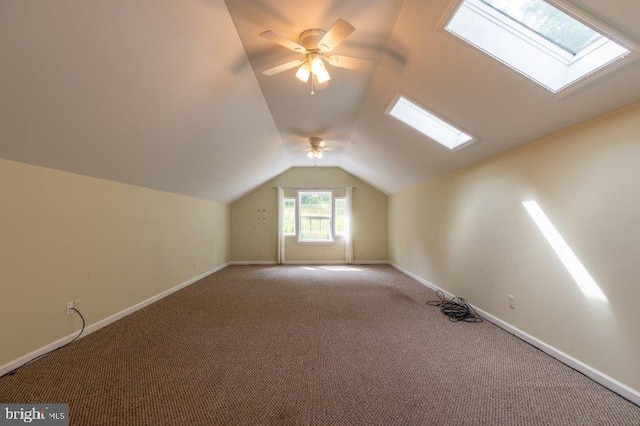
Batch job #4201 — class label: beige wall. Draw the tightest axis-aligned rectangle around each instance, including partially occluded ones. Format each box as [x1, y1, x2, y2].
[0, 158, 229, 368]
[389, 103, 640, 392]
[230, 167, 388, 263]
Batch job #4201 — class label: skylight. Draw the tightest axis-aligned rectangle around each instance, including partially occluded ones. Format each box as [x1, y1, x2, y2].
[386, 96, 474, 150]
[444, 0, 635, 94]
[480, 0, 602, 55]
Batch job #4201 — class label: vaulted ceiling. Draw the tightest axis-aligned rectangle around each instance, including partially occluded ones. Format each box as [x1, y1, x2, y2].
[1, 0, 640, 203]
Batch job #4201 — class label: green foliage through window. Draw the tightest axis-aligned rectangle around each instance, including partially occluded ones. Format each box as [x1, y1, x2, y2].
[299, 191, 332, 241]
[283, 199, 295, 235]
[480, 0, 601, 55]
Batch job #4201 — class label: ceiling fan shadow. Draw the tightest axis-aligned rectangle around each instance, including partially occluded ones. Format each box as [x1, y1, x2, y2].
[347, 38, 408, 72]
[224, 0, 293, 27]
[285, 127, 332, 139]
[322, 0, 387, 23]
[230, 46, 296, 75]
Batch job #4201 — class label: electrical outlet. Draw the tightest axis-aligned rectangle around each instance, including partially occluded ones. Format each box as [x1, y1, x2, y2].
[508, 295, 516, 310]
[66, 301, 75, 315]
[416, 260, 420, 268]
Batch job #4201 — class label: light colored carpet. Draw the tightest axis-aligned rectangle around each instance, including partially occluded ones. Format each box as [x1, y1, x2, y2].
[1, 265, 638, 425]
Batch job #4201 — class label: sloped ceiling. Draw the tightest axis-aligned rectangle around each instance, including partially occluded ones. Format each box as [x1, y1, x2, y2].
[1, 0, 640, 203]
[0, 0, 290, 203]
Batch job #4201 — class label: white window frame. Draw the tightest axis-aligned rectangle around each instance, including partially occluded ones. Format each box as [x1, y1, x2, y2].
[282, 197, 296, 236]
[440, 0, 639, 95]
[296, 190, 335, 243]
[334, 197, 346, 237]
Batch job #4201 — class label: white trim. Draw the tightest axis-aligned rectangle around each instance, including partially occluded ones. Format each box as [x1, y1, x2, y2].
[390, 262, 640, 406]
[391, 263, 456, 298]
[472, 305, 640, 406]
[228, 260, 278, 265]
[228, 260, 389, 265]
[0, 263, 228, 377]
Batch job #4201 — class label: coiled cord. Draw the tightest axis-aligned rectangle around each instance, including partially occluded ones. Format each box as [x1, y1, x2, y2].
[427, 290, 483, 323]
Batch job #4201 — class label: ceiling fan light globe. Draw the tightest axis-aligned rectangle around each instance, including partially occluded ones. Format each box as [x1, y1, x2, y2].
[317, 151, 324, 159]
[295, 62, 311, 82]
[315, 68, 331, 84]
[311, 56, 326, 74]
[307, 151, 314, 159]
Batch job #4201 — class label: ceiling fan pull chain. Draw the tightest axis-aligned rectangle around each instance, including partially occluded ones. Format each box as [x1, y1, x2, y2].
[311, 76, 315, 95]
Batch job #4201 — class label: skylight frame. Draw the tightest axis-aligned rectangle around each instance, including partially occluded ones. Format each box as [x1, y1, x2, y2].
[439, 0, 640, 96]
[385, 94, 476, 151]
[478, 0, 603, 56]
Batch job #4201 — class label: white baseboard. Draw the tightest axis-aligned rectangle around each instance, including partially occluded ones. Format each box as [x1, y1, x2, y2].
[390, 262, 640, 407]
[228, 260, 389, 266]
[0, 263, 228, 377]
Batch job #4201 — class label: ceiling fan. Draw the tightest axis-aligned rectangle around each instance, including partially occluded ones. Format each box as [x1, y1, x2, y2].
[260, 19, 373, 94]
[305, 136, 331, 159]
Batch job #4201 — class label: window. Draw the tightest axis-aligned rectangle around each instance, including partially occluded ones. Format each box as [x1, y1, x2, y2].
[335, 198, 346, 236]
[298, 191, 333, 242]
[283, 198, 296, 235]
[444, 0, 635, 94]
[283, 190, 350, 242]
[386, 95, 474, 150]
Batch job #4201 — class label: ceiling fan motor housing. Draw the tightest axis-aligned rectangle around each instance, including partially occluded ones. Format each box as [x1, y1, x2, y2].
[299, 29, 327, 51]
[309, 136, 324, 148]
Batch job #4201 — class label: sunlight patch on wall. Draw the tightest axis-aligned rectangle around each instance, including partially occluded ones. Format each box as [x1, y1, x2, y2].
[523, 200, 607, 302]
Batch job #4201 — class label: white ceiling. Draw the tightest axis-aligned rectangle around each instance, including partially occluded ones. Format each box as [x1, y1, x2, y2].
[1, 0, 640, 202]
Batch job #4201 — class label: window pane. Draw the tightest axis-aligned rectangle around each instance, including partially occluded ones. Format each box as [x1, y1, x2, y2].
[299, 191, 332, 241]
[335, 198, 346, 235]
[283, 198, 295, 235]
[480, 0, 602, 54]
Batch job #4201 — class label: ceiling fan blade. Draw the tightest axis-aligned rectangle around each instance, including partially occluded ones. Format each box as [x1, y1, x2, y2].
[262, 59, 304, 76]
[318, 19, 355, 52]
[260, 30, 306, 53]
[327, 55, 374, 71]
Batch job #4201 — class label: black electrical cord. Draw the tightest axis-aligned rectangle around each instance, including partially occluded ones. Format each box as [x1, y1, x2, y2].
[1, 307, 86, 378]
[427, 290, 483, 323]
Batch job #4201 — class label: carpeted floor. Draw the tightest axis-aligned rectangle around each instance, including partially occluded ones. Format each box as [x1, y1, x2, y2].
[1, 265, 639, 425]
